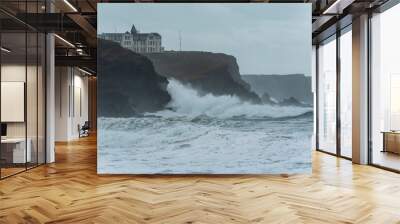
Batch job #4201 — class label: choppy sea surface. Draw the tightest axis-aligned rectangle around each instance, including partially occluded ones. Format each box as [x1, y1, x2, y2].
[98, 80, 313, 174]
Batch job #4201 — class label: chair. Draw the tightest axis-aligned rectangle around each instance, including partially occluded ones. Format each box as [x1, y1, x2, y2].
[79, 121, 90, 138]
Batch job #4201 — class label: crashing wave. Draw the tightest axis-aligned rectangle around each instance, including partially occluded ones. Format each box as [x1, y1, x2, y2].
[151, 79, 312, 119]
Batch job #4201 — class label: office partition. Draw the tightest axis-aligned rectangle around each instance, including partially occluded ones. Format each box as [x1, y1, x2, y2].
[0, 1, 47, 179]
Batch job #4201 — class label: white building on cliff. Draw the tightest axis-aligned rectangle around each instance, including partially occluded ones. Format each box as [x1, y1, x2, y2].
[99, 24, 164, 53]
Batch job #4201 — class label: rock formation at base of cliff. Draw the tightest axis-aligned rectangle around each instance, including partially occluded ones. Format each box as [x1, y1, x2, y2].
[98, 39, 171, 117]
[242, 74, 312, 104]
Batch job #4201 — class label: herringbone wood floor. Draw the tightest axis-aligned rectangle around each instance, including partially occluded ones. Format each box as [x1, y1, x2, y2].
[1, 135, 400, 224]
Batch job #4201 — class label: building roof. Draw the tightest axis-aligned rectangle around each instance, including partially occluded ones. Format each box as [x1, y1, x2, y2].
[131, 24, 138, 34]
[150, 33, 161, 37]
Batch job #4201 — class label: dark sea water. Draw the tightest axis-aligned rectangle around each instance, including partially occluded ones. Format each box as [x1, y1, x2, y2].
[98, 80, 313, 174]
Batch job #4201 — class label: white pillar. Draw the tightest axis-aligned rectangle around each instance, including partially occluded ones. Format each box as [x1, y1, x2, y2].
[352, 14, 369, 164]
[46, 32, 55, 163]
[55, 67, 73, 141]
[312, 45, 317, 149]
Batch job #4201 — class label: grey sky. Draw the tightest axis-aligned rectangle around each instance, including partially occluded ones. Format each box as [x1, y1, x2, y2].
[98, 3, 311, 75]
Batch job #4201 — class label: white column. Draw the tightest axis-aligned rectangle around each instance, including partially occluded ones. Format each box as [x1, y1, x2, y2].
[46, 32, 55, 163]
[352, 14, 369, 164]
[312, 45, 317, 149]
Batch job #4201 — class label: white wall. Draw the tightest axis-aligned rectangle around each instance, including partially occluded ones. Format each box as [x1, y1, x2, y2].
[55, 66, 70, 141]
[1, 65, 40, 137]
[55, 67, 89, 141]
[72, 72, 89, 138]
[1, 65, 26, 140]
[1, 63, 46, 164]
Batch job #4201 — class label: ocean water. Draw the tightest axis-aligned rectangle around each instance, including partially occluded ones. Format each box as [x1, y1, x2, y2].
[98, 80, 313, 174]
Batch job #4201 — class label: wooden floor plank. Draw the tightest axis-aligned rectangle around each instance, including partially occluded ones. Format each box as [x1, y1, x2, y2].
[1, 135, 400, 223]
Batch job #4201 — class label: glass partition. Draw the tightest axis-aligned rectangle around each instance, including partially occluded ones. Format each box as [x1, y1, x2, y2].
[339, 27, 352, 158]
[27, 30, 38, 169]
[317, 35, 337, 154]
[37, 32, 45, 165]
[0, 1, 46, 179]
[0, 31, 28, 177]
[370, 4, 400, 171]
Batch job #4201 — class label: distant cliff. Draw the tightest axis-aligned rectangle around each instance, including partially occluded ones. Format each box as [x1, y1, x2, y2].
[242, 74, 313, 104]
[98, 39, 171, 117]
[144, 51, 260, 103]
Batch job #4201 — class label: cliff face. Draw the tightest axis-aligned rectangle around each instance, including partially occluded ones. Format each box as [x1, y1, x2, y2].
[144, 51, 260, 103]
[98, 39, 171, 117]
[242, 74, 313, 104]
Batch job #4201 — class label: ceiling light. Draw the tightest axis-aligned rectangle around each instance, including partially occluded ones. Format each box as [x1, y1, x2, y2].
[322, 0, 355, 15]
[63, 0, 78, 12]
[76, 48, 85, 55]
[323, 0, 345, 15]
[54, 34, 75, 48]
[1, 47, 11, 53]
[78, 67, 93, 76]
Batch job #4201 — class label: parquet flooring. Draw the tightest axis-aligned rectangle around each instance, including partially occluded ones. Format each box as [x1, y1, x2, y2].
[1, 135, 400, 223]
[0, 167, 26, 178]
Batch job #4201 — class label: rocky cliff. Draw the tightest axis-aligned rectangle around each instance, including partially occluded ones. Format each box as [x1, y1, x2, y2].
[98, 39, 171, 117]
[242, 74, 313, 104]
[144, 51, 260, 103]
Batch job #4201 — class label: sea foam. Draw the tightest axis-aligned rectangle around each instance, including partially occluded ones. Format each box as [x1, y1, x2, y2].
[151, 79, 312, 119]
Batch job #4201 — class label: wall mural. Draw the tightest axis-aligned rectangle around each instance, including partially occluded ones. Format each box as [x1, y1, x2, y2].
[97, 3, 313, 174]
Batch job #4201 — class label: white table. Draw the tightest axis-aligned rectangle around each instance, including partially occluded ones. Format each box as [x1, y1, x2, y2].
[1, 138, 31, 163]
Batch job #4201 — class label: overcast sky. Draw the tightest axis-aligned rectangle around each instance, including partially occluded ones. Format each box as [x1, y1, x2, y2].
[98, 3, 311, 76]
